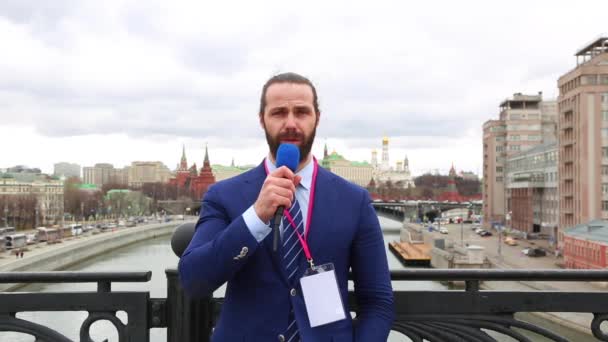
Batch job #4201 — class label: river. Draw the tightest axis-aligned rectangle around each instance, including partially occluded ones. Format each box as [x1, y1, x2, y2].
[2, 215, 596, 341]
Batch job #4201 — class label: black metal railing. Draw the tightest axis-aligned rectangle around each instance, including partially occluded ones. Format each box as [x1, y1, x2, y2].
[2, 269, 608, 341]
[2, 222, 608, 341]
[0, 271, 152, 341]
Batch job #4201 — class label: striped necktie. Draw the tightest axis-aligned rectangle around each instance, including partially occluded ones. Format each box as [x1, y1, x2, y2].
[282, 198, 304, 342]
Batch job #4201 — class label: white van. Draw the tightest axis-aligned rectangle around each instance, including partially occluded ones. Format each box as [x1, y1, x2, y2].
[68, 224, 83, 236]
[5, 234, 27, 250]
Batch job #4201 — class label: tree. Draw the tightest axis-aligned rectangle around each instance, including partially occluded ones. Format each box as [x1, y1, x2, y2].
[455, 177, 482, 196]
[0, 194, 38, 229]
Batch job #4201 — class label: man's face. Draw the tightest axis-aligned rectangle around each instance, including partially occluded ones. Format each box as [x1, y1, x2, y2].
[260, 82, 319, 163]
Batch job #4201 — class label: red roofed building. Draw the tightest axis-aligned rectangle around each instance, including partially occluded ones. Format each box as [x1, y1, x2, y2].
[191, 145, 216, 200]
[169, 145, 216, 200]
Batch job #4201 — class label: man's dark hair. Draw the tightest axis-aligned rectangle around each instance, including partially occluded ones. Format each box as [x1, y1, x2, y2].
[258, 72, 320, 116]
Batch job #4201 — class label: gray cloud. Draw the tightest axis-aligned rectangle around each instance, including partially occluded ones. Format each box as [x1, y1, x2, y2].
[1, 0, 608, 175]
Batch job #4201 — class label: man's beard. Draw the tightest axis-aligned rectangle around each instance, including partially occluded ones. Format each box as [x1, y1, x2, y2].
[264, 126, 316, 164]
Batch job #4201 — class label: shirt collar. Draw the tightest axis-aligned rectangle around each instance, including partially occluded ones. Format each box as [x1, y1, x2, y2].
[265, 155, 314, 191]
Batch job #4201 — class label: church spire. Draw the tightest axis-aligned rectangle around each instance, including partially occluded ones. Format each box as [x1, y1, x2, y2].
[179, 144, 188, 170]
[324, 141, 328, 158]
[449, 162, 456, 177]
[203, 143, 210, 168]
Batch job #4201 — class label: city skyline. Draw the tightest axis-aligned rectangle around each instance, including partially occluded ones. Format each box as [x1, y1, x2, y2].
[1, 137, 480, 178]
[1, 2, 607, 178]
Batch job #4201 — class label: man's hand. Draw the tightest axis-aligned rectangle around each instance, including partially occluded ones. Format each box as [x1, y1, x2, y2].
[254, 166, 302, 223]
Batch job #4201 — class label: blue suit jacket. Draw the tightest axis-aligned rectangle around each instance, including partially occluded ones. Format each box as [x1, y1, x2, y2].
[179, 162, 394, 341]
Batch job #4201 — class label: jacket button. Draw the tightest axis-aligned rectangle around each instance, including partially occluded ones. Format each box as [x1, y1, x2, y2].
[290, 288, 297, 296]
[278, 334, 285, 342]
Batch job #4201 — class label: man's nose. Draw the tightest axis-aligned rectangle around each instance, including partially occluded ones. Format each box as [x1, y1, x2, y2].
[284, 112, 297, 128]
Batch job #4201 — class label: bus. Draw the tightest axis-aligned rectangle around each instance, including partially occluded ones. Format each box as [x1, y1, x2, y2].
[5, 234, 27, 250]
[36, 227, 61, 244]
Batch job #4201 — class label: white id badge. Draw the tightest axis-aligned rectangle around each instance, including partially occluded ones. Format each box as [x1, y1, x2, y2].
[299, 263, 346, 327]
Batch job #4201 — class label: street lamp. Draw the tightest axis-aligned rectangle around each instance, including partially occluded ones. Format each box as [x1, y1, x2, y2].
[3, 204, 8, 228]
[80, 202, 84, 223]
[35, 206, 39, 229]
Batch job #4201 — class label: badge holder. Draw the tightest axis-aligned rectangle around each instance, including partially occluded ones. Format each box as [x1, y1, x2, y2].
[300, 262, 346, 327]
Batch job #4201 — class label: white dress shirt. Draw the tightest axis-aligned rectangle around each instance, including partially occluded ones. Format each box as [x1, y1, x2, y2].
[242, 157, 314, 242]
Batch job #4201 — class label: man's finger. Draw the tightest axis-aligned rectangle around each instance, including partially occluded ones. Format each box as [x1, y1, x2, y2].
[272, 166, 295, 180]
[293, 175, 302, 187]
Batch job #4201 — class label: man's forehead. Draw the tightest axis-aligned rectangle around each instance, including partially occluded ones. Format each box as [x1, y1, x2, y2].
[265, 82, 314, 105]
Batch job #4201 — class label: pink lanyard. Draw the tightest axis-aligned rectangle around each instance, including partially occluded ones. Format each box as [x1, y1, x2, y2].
[264, 157, 319, 268]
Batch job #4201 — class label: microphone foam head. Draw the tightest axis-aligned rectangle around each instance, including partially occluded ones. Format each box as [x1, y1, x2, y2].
[276, 143, 300, 172]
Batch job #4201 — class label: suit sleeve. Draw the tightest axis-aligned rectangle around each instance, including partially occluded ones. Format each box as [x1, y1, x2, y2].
[351, 191, 395, 341]
[178, 185, 260, 298]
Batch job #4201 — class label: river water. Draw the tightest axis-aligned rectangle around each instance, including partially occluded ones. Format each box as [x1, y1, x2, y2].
[2, 216, 596, 341]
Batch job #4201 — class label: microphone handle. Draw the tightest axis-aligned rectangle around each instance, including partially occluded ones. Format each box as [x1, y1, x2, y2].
[272, 206, 285, 252]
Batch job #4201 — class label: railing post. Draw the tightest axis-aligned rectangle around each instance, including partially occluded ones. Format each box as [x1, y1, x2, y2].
[165, 269, 213, 342]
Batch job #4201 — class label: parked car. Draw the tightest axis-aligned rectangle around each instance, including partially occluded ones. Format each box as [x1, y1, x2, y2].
[68, 224, 83, 236]
[439, 227, 449, 234]
[522, 247, 547, 257]
[504, 237, 518, 246]
[475, 228, 485, 234]
[479, 230, 493, 237]
[26, 234, 37, 245]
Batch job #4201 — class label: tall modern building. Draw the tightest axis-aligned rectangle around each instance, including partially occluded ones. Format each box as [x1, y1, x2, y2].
[83, 163, 129, 187]
[482, 93, 557, 228]
[53, 162, 81, 179]
[128, 161, 171, 188]
[506, 142, 559, 239]
[83, 163, 115, 187]
[557, 37, 608, 243]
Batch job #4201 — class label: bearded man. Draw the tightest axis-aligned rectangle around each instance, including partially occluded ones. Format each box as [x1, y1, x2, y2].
[179, 72, 394, 342]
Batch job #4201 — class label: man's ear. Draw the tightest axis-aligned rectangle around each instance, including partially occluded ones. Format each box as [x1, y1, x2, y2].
[259, 114, 265, 129]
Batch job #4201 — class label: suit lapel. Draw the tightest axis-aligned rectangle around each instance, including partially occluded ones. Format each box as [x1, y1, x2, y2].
[299, 167, 338, 273]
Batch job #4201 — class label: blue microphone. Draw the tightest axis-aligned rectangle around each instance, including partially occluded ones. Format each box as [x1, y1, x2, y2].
[273, 143, 300, 252]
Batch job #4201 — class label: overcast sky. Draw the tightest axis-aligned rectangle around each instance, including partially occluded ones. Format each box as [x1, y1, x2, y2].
[1, 0, 606, 176]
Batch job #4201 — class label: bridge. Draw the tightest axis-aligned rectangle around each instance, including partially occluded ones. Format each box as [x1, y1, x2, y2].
[2, 222, 608, 342]
[156, 200, 200, 215]
[373, 201, 483, 222]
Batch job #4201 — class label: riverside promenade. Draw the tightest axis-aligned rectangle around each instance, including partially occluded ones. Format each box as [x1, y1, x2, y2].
[0, 219, 195, 291]
[422, 221, 603, 336]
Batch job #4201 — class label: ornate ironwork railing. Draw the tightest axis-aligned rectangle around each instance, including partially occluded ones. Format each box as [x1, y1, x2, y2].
[2, 269, 608, 341]
[2, 222, 608, 341]
[0, 271, 152, 341]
